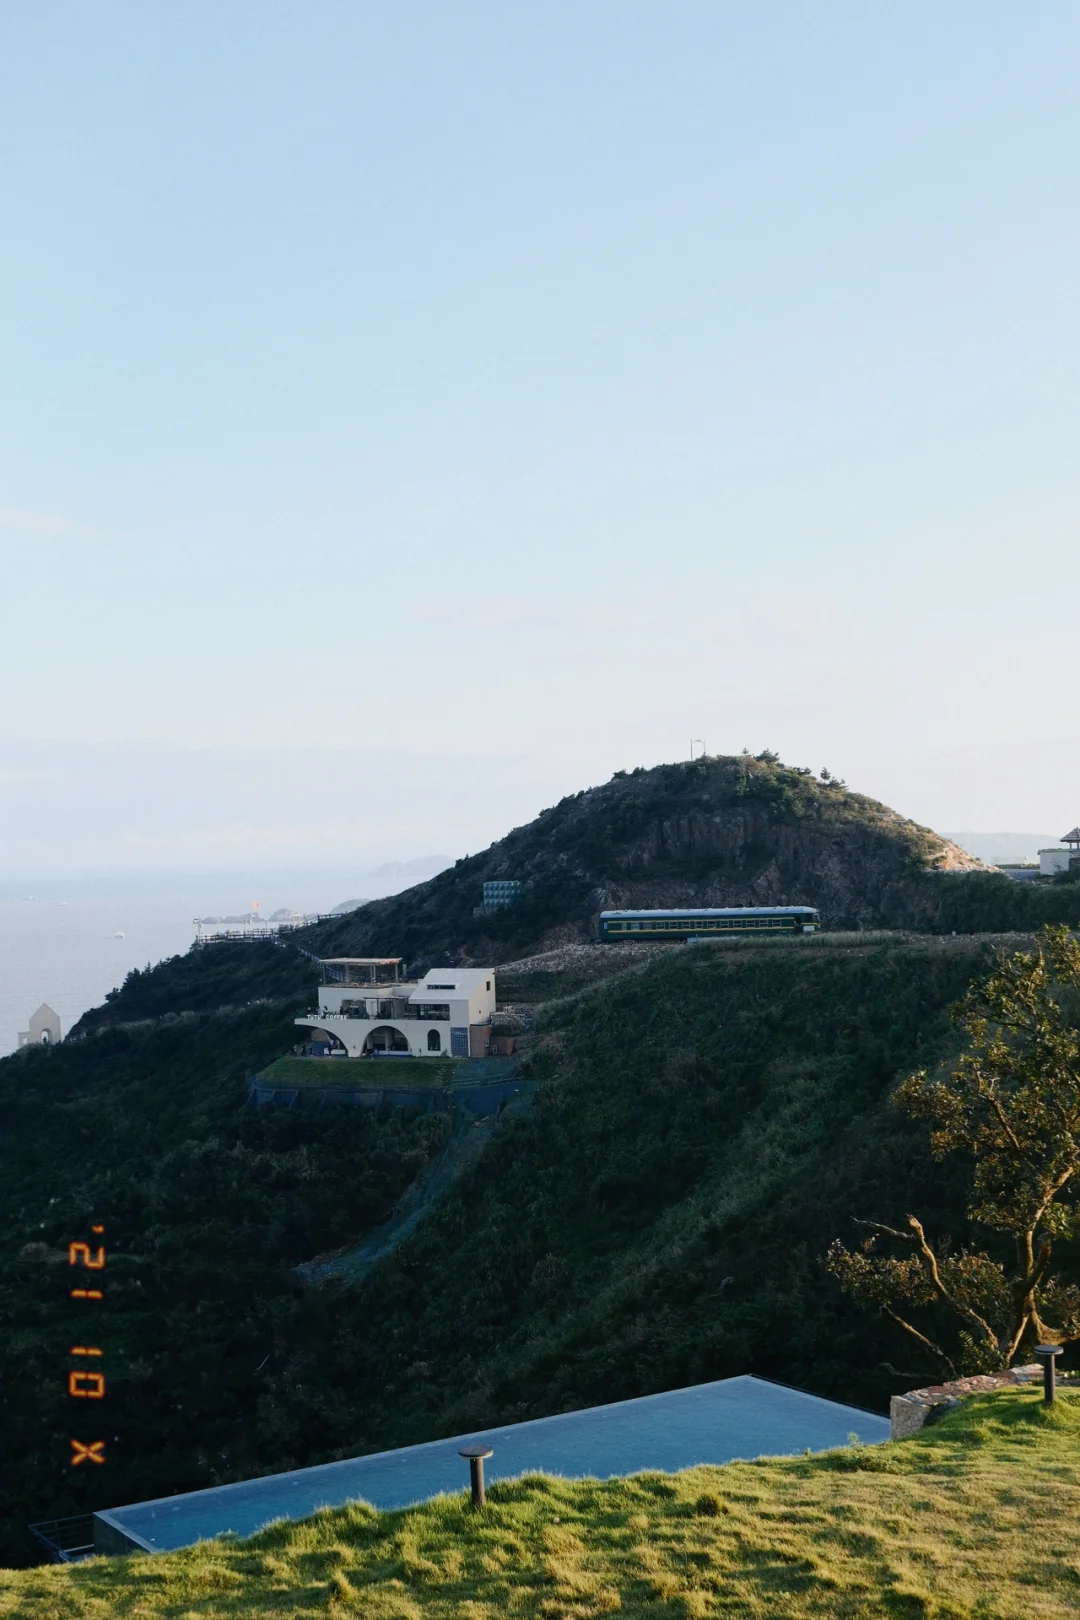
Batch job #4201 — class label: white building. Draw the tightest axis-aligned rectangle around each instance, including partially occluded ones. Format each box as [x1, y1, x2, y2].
[18, 1003, 61, 1047]
[295, 959, 497, 1059]
[1039, 828, 1080, 876]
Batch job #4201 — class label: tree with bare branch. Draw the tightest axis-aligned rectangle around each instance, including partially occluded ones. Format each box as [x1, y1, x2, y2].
[827, 925, 1080, 1375]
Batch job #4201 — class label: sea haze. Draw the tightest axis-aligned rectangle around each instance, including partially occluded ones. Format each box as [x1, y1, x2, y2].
[0, 867, 437, 1056]
[945, 832, 1060, 866]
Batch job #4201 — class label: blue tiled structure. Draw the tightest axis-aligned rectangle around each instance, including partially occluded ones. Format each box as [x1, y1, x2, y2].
[482, 880, 522, 908]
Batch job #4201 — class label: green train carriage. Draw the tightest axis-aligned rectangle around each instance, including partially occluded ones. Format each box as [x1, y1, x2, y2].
[599, 906, 820, 941]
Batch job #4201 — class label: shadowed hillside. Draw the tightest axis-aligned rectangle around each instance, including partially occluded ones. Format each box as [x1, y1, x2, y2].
[5, 758, 1080, 1568]
[295, 754, 984, 966]
[0, 932, 1008, 1566]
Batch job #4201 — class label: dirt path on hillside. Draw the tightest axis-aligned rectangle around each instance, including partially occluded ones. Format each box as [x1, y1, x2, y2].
[296, 1112, 501, 1287]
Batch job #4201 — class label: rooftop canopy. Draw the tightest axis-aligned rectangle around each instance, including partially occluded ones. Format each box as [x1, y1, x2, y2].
[323, 946, 408, 959]
[1061, 828, 1080, 846]
[318, 957, 406, 986]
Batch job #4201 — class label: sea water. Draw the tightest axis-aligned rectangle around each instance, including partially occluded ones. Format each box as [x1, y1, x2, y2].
[0, 870, 380, 1056]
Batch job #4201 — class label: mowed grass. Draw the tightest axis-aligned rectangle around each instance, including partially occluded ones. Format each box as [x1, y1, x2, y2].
[5, 1392, 1080, 1618]
[258, 1056, 459, 1088]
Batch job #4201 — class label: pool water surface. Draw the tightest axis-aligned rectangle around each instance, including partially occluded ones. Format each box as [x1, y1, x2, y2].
[96, 1374, 889, 1554]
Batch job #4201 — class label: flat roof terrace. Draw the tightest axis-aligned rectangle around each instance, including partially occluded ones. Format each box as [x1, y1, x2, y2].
[318, 957, 406, 986]
[94, 1375, 888, 1555]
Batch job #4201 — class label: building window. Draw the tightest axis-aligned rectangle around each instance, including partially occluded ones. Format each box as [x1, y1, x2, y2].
[427, 1028, 442, 1052]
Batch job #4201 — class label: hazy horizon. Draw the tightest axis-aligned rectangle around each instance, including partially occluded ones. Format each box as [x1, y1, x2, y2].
[0, 737, 1077, 883]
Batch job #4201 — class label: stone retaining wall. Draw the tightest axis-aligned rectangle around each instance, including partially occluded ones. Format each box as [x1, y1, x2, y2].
[890, 1365, 1042, 1439]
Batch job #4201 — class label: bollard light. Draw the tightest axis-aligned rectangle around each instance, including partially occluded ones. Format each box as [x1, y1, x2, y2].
[1033, 1344, 1063, 1405]
[459, 1443, 494, 1509]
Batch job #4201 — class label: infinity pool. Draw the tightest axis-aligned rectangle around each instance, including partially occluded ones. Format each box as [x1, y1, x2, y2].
[95, 1374, 889, 1554]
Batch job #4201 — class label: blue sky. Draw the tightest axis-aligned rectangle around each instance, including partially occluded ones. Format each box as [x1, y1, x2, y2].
[1, 3, 1078, 875]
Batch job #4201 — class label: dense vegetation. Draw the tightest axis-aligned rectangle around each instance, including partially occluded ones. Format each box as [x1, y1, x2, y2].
[310, 936, 1006, 1448]
[4, 1391, 1080, 1616]
[296, 755, 996, 965]
[0, 964, 448, 1567]
[70, 940, 315, 1034]
[830, 926, 1080, 1371]
[1, 931, 1040, 1566]
[935, 869, 1080, 934]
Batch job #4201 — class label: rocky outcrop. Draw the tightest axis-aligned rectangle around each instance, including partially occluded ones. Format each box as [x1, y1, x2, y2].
[579, 790, 983, 932]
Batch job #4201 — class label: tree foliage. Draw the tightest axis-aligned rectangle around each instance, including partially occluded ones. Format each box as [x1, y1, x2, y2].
[828, 926, 1080, 1372]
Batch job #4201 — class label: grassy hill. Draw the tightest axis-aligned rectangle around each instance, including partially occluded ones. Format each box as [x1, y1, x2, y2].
[293, 934, 1003, 1447]
[3, 757, 1079, 1571]
[0, 931, 1032, 1567]
[68, 939, 316, 1036]
[291, 754, 1080, 967]
[3, 1391, 1079, 1616]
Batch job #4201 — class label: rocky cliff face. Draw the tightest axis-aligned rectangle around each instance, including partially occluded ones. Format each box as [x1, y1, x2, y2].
[300, 755, 985, 964]
[586, 795, 982, 932]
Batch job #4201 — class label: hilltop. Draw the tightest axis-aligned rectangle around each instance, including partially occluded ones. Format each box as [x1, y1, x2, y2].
[4, 1391, 1080, 1616]
[297, 754, 986, 966]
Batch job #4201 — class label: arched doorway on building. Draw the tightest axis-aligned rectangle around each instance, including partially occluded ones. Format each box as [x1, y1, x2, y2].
[303, 1028, 347, 1056]
[362, 1025, 409, 1055]
[426, 1027, 442, 1052]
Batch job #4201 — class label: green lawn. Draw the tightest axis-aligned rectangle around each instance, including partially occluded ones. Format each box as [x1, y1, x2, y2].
[5, 1391, 1080, 1617]
[259, 1056, 459, 1088]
